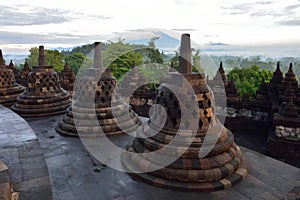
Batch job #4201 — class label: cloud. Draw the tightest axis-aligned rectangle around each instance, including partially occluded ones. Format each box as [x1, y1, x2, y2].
[221, 1, 300, 25]
[0, 4, 111, 26]
[285, 4, 300, 11]
[174, 0, 196, 6]
[0, 31, 110, 45]
[221, 3, 256, 14]
[258, 1, 273, 5]
[171, 28, 197, 32]
[0, 5, 68, 26]
[207, 42, 230, 46]
[221, 1, 275, 16]
[229, 11, 248, 15]
[277, 19, 300, 26]
[203, 34, 219, 38]
[250, 10, 285, 17]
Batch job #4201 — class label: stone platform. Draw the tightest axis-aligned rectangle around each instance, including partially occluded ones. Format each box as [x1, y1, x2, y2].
[25, 114, 299, 200]
[0, 105, 52, 200]
[0, 105, 299, 199]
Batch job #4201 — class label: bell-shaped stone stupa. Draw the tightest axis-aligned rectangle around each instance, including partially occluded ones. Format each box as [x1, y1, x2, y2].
[122, 34, 248, 192]
[59, 61, 75, 95]
[0, 50, 24, 107]
[11, 46, 70, 117]
[56, 42, 141, 137]
[17, 59, 31, 87]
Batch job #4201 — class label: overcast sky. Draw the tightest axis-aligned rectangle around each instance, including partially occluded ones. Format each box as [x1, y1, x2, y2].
[1, 0, 300, 57]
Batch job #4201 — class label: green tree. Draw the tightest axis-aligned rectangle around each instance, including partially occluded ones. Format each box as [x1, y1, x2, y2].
[170, 51, 179, 71]
[27, 47, 39, 67]
[145, 48, 164, 64]
[27, 47, 64, 71]
[102, 40, 143, 80]
[148, 37, 159, 48]
[137, 37, 164, 64]
[192, 49, 204, 73]
[65, 52, 86, 74]
[227, 65, 272, 99]
[45, 50, 64, 71]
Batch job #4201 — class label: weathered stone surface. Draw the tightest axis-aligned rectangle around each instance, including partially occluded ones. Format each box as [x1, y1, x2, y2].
[0, 160, 12, 200]
[11, 46, 70, 117]
[118, 62, 153, 117]
[17, 59, 30, 87]
[56, 42, 141, 137]
[59, 61, 75, 95]
[282, 63, 298, 92]
[7, 60, 18, 80]
[122, 34, 248, 192]
[268, 62, 284, 99]
[1, 111, 293, 200]
[251, 79, 272, 117]
[286, 186, 300, 200]
[0, 105, 52, 200]
[207, 62, 240, 115]
[268, 80, 300, 166]
[0, 50, 25, 107]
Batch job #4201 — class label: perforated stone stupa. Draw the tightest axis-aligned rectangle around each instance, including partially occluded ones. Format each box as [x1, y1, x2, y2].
[117, 61, 152, 117]
[11, 46, 70, 117]
[17, 59, 30, 87]
[59, 61, 75, 94]
[0, 50, 24, 107]
[122, 34, 248, 192]
[118, 62, 148, 106]
[55, 42, 141, 137]
[8, 60, 18, 80]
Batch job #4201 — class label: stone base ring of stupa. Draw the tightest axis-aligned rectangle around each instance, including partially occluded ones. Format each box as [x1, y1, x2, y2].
[55, 103, 141, 137]
[122, 143, 248, 192]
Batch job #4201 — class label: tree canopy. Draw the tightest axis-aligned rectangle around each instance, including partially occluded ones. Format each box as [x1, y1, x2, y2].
[227, 65, 273, 99]
[102, 40, 143, 80]
[27, 47, 64, 71]
[65, 52, 86, 74]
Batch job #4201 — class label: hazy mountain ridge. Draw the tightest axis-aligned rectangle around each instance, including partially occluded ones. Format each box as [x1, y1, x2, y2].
[3, 31, 300, 81]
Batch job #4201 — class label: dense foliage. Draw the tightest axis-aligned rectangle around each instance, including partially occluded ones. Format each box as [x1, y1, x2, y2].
[27, 47, 65, 71]
[26, 38, 165, 82]
[227, 65, 273, 99]
[102, 40, 143, 80]
[65, 53, 87, 74]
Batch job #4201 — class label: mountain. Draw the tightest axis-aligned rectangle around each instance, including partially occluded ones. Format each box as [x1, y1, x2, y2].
[3, 54, 28, 66]
[207, 42, 229, 46]
[126, 32, 180, 52]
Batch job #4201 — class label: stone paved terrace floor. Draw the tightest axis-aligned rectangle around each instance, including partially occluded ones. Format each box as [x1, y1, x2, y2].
[1, 105, 300, 200]
[0, 105, 52, 200]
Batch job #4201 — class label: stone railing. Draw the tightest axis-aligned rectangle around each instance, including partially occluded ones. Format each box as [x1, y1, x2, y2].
[275, 126, 300, 141]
